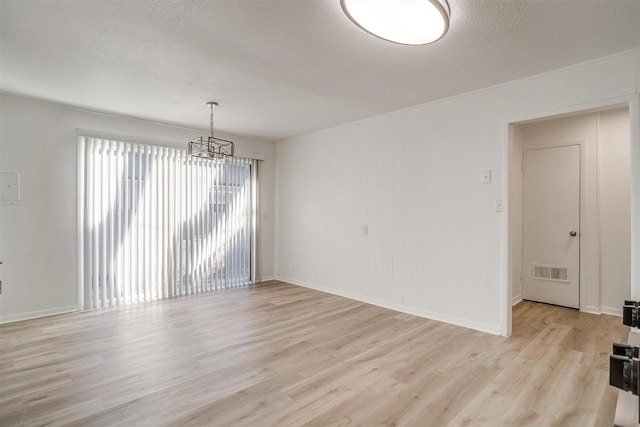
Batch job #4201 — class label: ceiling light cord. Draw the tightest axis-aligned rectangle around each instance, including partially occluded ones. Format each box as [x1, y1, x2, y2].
[207, 101, 218, 139]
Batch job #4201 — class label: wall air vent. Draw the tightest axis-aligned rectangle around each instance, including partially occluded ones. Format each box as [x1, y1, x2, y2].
[533, 264, 569, 283]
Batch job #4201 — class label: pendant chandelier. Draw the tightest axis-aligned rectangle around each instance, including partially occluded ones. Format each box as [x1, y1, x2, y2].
[188, 101, 234, 159]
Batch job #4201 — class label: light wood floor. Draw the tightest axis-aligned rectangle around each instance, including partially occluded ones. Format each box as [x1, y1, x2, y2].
[0, 281, 627, 426]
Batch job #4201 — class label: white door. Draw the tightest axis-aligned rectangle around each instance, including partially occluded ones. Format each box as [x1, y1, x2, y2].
[522, 145, 580, 309]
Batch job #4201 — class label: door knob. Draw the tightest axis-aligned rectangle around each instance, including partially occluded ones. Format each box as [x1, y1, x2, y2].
[570, 231, 577, 237]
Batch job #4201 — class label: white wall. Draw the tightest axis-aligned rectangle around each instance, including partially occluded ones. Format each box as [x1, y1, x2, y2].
[599, 108, 632, 313]
[511, 108, 630, 315]
[509, 125, 524, 305]
[0, 94, 276, 322]
[275, 49, 640, 335]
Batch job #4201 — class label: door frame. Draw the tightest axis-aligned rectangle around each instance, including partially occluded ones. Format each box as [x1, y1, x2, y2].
[500, 93, 640, 336]
[521, 142, 583, 309]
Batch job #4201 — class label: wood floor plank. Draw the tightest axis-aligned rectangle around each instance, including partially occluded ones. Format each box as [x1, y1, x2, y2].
[0, 281, 628, 426]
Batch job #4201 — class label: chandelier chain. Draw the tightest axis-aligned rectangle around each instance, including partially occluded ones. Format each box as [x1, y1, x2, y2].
[210, 103, 214, 138]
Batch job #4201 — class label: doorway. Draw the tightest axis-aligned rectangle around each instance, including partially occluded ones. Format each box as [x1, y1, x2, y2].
[506, 104, 633, 335]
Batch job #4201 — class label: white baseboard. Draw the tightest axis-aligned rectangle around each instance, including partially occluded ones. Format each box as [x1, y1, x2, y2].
[581, 305, 602, 315]
[0, 306, 78, 324]
[522, 304, 621, 317]
[600, 306, 623, 317]
[259, 275, 276, 282]
[276, 276, 501, 336]
[512, 295, 523, 306]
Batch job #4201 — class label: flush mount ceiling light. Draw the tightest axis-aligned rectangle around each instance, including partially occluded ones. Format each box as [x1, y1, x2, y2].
[341, 0, 450, 45]
[188, 101, 234, 159]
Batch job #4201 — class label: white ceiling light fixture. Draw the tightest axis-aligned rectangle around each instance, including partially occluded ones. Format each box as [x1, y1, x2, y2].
[341, 0, 450, 45]
[188, 101, 234, 159]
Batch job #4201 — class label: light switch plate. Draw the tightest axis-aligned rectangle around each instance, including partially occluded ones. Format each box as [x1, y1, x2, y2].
[481, 170, 491, 184]
[0, 170, 22, 205]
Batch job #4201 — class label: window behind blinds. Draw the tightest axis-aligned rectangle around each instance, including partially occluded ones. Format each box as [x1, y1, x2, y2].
[77, 136, 257, 310]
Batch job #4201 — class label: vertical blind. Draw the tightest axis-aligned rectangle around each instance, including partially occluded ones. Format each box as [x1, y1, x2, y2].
[78, 136, 257, 310]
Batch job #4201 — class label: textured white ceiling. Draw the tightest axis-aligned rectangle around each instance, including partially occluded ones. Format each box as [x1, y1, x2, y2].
[1, 0, 639, 141]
